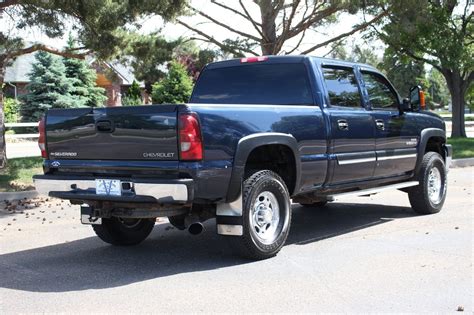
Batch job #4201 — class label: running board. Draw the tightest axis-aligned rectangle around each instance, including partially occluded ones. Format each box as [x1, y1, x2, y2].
[326, 181, 419, 201]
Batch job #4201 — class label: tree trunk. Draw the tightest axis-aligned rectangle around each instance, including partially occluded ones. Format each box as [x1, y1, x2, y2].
[443, 69, 467, 138]
[0, 63, 7, 168]
[259, 0, 277, 55]
[450, 86, 466, 138]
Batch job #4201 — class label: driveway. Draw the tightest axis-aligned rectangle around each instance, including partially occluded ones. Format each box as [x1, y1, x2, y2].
[0, 167, 472, 313]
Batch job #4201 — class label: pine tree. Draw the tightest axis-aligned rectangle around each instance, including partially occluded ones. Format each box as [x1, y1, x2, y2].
[122, 80, 142, 106]
[21, 51, 79, 121]
[151, 61, 193, 104]
[63, 37, 106, 107]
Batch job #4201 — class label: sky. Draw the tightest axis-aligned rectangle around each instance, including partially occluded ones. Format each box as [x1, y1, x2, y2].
[0, 1, 385, 58]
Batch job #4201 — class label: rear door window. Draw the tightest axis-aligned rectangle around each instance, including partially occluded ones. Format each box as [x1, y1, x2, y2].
[191, 63, 314, 105]
[322, 67, 362, 108]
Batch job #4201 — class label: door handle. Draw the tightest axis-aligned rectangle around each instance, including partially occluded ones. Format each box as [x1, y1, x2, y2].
[337, 119, 349, 131]
[375, 119, 385, 131]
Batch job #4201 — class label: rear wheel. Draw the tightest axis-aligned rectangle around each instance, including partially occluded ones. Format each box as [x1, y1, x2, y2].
[408, 152, 447, 214]
[229, 170, 291, 260]
[93, 217, 155, 246]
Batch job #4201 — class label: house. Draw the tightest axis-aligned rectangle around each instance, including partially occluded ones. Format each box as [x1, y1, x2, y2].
[3, 53, 149, 107]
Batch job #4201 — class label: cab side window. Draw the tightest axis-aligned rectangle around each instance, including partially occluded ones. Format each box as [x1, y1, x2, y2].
[322, 67, 362, 108]
[362, 72, 399, 110]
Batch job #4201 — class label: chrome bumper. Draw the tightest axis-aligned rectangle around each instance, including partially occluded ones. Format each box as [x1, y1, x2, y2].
[33, 176, 191, 203]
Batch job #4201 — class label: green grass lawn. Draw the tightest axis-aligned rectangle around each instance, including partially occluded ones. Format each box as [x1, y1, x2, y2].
[448, 137, 474, 159]
[0, 157, 43, 192]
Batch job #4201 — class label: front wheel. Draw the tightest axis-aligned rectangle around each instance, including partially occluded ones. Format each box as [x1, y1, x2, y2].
[229, 170, 291, 260]
[93, 217, 155, 246]
[408, 152, 447, 214]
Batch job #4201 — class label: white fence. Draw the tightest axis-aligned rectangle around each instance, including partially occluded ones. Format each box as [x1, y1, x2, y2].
[5, 122, 39, 139]
[4, 116, 474, 140]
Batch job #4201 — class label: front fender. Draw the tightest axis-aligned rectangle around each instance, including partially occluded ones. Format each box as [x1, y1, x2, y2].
[415, 128, 447, 173]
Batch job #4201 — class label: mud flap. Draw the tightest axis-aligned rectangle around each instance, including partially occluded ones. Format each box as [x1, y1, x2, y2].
[216, 193, 243, 236]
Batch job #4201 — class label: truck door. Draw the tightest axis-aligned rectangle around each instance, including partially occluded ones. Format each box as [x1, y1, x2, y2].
[360, 70, 418, 178]
[321, 66, 376, 185]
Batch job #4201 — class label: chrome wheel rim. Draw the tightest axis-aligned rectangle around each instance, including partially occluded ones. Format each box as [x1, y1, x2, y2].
[427, 167, 443, 204]
[250, 191, 281, 244]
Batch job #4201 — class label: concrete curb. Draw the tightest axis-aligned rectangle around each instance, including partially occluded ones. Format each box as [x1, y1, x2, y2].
[450, 157, 474, 168]
[0, 190, 39, 202]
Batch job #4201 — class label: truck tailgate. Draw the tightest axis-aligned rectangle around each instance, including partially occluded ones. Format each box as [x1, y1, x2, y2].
[45, 105, 179, 161]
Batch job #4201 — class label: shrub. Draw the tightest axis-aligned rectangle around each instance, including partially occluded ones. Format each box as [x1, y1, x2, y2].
[151, 61, 193, 104]
[122, 80, 142, 106]
[4, 98, 20, 123]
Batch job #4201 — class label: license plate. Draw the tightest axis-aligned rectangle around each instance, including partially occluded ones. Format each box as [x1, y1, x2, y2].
[95, 179, 122, 196]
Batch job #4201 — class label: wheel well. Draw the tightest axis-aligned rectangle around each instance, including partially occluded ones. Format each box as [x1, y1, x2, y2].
[245, 144, 296, 195]
[425, 136, 445, 160]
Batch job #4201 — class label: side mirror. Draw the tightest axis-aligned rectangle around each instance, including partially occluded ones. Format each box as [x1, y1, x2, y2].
[399, 98, 411, 114]
[409, 85, 426, 111]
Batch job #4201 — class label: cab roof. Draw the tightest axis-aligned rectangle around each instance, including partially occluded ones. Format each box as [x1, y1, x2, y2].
[205, 55, 378, 72]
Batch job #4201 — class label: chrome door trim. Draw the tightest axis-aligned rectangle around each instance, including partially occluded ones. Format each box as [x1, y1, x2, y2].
[338, 157, 377, 165]
[377, 153, 417, 161]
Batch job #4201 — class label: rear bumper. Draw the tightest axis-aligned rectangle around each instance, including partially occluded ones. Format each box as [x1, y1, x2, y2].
[33, 175, 193, 204]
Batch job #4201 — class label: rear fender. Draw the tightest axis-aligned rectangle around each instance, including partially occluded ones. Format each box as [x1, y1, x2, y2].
[225, 132, 300, 203]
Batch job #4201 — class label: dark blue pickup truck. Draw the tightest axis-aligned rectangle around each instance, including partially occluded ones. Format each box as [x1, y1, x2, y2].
[34, 55, 452, 260]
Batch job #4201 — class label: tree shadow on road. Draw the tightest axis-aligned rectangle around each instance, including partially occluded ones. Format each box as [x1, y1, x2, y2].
[0, 202, 416, 293]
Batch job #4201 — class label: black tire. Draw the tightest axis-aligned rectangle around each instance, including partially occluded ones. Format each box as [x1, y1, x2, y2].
[229, 170, 291, 260]
[299, 201, 328, 208]
[408, 152, 447, 214]
[93, 217, 155, 246]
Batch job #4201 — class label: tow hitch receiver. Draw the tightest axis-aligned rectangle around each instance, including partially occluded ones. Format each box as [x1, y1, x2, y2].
[80, 205, 102, 225]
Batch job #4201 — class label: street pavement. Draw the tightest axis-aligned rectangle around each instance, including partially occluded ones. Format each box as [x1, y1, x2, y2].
[0, 167, 472, 313]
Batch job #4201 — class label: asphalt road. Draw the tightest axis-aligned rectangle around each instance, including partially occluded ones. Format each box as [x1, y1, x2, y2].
[0, 167, 472, 313]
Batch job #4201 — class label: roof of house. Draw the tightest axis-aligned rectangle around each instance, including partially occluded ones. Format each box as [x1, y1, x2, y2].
[107, 61, 139, 86]
[4, 52, 141, 86]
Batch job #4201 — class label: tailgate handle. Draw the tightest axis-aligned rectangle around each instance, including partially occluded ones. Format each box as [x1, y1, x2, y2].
[96, 120, 114, 133]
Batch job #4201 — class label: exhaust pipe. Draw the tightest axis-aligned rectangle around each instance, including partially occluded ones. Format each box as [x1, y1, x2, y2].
[188, 222, 204, 235]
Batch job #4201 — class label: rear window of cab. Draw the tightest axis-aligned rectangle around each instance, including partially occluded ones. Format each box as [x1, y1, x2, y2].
[190, 63, 314, 105]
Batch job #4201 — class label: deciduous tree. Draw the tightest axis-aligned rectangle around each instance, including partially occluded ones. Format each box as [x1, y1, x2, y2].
[368, 0, 473, 137]
[0, 0, 187, 167]
[177, 0, 387, 56]
[380, 47, 425, 97]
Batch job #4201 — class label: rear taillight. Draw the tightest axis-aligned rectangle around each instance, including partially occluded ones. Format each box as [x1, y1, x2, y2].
[178, 113, 203, 160]
[38, 117, 47, 158]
